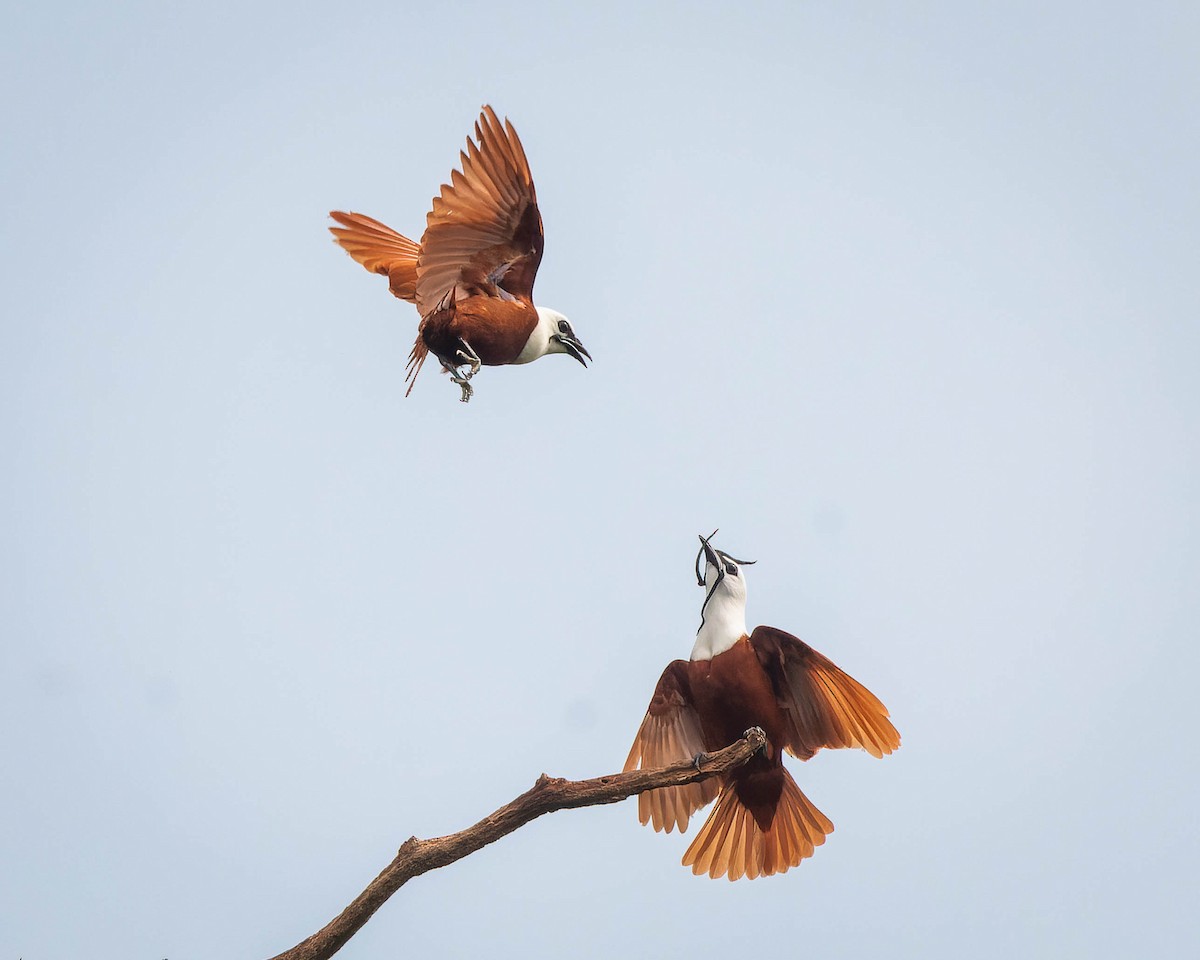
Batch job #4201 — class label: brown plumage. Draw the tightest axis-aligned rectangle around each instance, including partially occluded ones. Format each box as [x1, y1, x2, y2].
[329, 106, 588, 401]
[327, 211, 420, 302]
[625, 539, 900, 880]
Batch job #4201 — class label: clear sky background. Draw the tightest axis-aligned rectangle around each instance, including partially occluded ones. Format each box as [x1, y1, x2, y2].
[3, 2, 1198, 957]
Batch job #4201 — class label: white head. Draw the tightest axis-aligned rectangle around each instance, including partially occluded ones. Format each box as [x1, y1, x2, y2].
[690, 533, 755, 661]
[516, 307, 591, 365]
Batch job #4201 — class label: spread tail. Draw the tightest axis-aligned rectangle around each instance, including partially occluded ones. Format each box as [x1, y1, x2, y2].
[682, 769, 833, 880]
[328, 210, 420, 303]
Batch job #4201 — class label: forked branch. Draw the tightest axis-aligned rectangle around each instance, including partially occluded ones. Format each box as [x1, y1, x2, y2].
[267, 728, 767, 960]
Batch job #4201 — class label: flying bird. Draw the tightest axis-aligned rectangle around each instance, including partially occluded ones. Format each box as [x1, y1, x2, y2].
[624, 534, 900, 880]
[328, 106, 588, 402]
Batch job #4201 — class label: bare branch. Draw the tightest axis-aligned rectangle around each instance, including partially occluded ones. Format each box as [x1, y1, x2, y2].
[267, 727, 766, 960]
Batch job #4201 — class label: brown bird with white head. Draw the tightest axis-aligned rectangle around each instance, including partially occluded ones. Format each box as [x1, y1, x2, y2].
[624, 534, 900, 880]
[329, 106, 589, 402]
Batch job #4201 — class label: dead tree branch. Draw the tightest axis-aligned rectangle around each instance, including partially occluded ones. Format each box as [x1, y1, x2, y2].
[267, 727, 766, 960]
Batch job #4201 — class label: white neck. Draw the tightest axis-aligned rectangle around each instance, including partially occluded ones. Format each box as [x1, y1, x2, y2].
[690, 591, 748, 661]
[514, 306, 563, 364]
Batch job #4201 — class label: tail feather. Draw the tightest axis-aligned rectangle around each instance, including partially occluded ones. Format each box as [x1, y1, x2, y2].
[683, 770, 833, 880]
[329, 210, 420, 302]
[404, 338, 430, 396]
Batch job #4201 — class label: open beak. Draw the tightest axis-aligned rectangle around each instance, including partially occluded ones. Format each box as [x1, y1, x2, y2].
[553, 334, 591, 367]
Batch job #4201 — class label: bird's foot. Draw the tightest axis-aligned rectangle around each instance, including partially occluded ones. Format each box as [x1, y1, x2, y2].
[449, 371, 474, 403]
[692, 752, 709, 771]
[742, 727, 767, 751]
[456, 341, 482, 379]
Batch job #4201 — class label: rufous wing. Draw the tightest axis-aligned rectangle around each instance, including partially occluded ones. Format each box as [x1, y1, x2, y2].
[328, 211, 420, 302]
[749, 625, 901, 761]
[415, 106, 544, 316]
[624, 661, 720, 834]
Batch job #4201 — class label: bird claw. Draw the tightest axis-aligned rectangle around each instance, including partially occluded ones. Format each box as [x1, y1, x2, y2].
[456, 343, 482, 379]
[692, 752, 708, 771]
[449, 371, 474, 403]
[457, 357, 481, 380]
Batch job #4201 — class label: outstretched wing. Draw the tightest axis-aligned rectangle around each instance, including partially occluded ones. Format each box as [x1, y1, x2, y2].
[415, 106, 544, 317]
[624, 661, 720, 834]
[328, 211, 421, 302]
[749, 625, 900, 761]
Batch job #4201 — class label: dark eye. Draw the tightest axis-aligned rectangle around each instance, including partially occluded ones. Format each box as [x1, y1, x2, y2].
[558, 320, 570, 334]
[725, 562, 738, 576]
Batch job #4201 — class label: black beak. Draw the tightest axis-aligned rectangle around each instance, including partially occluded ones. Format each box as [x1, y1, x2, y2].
[695, 531, 755, 585]
[696, 530, 721, 585]
[553, 334, 591, 367]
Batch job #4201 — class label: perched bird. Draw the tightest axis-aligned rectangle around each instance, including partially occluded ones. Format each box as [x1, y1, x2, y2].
[329, 106, 589, 402]
[624, 534, 900, 880]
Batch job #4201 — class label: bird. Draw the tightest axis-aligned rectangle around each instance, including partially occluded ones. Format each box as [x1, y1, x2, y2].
[624, 533, 900, 880]
[329, 106, 589, 402]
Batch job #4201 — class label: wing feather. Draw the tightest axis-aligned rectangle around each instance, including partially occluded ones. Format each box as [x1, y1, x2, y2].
[749, 625, 900, 761]
[328, 211, 420, 302]
[624, 661, 720, 834]
[415, 106, 544, 316]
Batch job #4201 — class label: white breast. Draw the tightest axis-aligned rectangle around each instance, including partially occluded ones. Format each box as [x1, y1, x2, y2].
[690, 592, 748, 661]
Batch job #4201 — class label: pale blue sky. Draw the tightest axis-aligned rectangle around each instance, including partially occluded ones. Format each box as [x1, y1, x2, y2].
[3, 2, 1198, 957]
